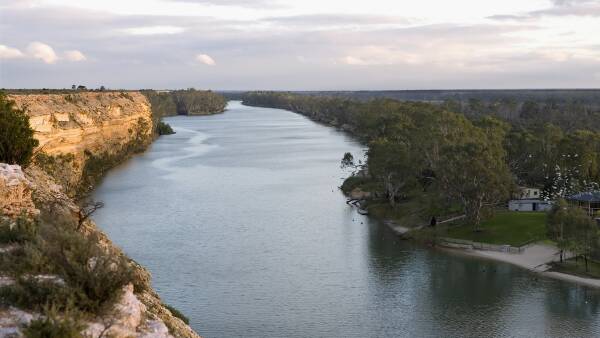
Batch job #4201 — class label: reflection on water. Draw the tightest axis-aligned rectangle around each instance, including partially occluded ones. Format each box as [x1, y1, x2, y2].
[93, 101, 600, 338]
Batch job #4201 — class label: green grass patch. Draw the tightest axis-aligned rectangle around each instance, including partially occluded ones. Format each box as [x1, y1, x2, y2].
[446, 211, 547, 246]
[550, 258, 600, 279]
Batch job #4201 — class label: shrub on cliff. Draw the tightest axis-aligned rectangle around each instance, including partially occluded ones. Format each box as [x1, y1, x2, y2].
[0, 92, 39, 167]
[43, 230, 136, 313]
[22, 305, 84, 338]
[0, 214, 38, 244]
[156, 121, 175, 135]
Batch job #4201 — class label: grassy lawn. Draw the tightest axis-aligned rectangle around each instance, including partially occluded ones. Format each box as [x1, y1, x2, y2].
[550, 258, 600, 279]
[446, 211, 547, 246]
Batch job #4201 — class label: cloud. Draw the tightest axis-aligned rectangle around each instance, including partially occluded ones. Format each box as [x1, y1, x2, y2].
[195, 53, 216, 66]
[122, 26, 186, 35]
[0, 45, 25, 59]
[64, 50, 87, 62]
[551, 0, 596, 5]
[1, 1, 599, 89]
[263, 14, 414, 29]
[1, 41, 87, 64]
[340, 56, 368, 65]
[27, 42, 58, 64]
[167, 0, 284, 9]
[490, 0, 600, 19]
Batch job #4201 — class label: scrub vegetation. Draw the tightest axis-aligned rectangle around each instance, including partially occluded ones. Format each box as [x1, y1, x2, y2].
[0, 215, 145, 328]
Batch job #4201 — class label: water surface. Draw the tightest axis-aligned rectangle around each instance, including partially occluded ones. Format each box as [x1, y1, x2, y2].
[93, 101, 600, 338]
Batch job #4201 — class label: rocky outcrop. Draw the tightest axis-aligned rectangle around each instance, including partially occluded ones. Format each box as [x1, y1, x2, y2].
[0, 164, 38, 218]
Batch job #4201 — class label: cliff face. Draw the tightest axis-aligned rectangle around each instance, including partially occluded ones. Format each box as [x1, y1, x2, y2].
[9, 92, 153, 195]
[0, 92, 200, 338]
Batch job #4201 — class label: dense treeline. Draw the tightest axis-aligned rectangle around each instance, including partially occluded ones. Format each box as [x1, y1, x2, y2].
[243, 91, 600, 228]
[142, 89, 226, 137]
[142, 89, 226, 118]
[291, 90, 600, 132]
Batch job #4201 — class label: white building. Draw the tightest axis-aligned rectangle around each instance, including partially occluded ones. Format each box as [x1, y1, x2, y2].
[516, 187, 541, 200]
[508, 199, 553, 212]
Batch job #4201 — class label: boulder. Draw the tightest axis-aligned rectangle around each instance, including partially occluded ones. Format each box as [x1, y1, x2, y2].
[0, 164, 39, 219]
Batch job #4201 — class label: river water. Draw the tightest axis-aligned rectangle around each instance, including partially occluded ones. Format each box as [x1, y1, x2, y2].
[93, 101, 600, 338]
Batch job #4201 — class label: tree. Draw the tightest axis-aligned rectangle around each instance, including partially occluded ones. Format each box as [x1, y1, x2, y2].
[367, 138, 417, 207]
[439, 142, 513, 230]
[547, 199, 573, 262]
[438, 119, 513, 231]
[77, 199, 105, 230]
[547, 200, 599, 270]
[0, 92, 39, 167]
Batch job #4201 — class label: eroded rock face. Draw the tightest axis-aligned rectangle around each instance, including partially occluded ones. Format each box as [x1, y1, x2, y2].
[1, 284, 175, 338]
[0, 164, 39, 218]
[8, 92, 153, 194]
[82, 284, 174, 338]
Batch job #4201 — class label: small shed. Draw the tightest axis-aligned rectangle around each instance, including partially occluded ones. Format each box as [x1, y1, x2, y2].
[567, 191, 600, 217]
[508, 199, 553, 212]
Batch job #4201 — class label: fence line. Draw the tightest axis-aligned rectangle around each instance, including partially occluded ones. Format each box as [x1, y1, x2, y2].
[438, 237, 527, 254]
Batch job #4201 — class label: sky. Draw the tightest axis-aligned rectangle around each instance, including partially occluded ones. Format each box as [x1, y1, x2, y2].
[1, 0, 599, 90]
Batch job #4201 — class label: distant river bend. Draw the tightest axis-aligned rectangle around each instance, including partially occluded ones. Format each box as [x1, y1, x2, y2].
[93, 101, 600, 338]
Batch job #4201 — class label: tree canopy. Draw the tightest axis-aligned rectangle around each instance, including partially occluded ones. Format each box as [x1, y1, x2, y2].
[0, 92, 39, 167]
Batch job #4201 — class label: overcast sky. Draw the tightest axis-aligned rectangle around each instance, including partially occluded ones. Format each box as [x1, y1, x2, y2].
[1, 0, 599, 90]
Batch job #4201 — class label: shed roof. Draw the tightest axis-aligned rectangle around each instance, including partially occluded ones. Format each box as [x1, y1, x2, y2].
[568, 191, 600, 202]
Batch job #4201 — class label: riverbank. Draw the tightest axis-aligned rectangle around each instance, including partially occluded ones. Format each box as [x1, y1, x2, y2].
[364, 200, 600, 289]
[439, 243, 600, 289]
[376, 215, 600, 289]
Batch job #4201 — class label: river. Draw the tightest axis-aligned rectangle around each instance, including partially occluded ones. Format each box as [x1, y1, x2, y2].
[93, 101, 600, 338]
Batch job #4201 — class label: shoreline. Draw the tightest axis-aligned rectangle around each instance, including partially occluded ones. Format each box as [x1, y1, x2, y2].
[376, 214, 600, 289]
[439, 242, 600, 289]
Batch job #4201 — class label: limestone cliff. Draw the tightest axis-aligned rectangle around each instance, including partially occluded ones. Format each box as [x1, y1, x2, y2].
[9, 92, 153, 196]
[0, 92, 201, 338]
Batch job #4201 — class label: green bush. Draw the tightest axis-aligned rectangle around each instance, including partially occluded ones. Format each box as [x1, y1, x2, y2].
[165, 304, 190, 324]
[0, 278, 76, 312]
[340, 176, 375, 194]
[0, 215, 38, 244]
[156, 121, 175, 135]
[43, 231, 135, 313]
[22, 305, 83, 338]
[1, 224, 137, 315]
[0, 92, 39, 167]
[0, 242, 50, 276]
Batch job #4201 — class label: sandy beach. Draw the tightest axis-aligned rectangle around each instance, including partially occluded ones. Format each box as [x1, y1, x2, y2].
[442, 243, 600, 288]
